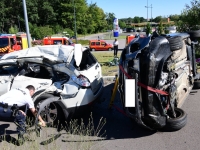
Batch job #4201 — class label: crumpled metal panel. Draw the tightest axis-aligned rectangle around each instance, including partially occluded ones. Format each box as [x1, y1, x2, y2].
[61, 80, 79, 95]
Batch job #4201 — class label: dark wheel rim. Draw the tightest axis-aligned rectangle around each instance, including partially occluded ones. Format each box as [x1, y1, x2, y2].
[40, 103, 58, 123]
[168, 108, 182, 120]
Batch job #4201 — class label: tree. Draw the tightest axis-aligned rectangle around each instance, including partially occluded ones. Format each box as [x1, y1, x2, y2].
[0, 0, 113, 35]
[105, 12, 116, 30]
[146, 23, 152, 36]
[127, 17, 132, 24]
[158, 22, 164, 34]
[164, 24, 170, 34]
[178, 0, 200, 31]
[119, 20, 126, 29]
[133, 16, 140, 23]
[169, 14, 180, 22]
[140, 17, 146, 23]
[8, 25, 18, 34]
[153, 16, 162, 23]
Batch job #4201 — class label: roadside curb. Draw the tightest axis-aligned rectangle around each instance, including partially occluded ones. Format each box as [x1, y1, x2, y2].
[103, 76, 116, 84]
[103, 76, 115, 86]
[103, 76, 115, 80]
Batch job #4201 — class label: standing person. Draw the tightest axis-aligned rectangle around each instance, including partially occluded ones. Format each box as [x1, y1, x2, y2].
[0, 85, 46, 141]
[68, 37, 74, 45]
[113, 38, 119, 57]
[98, 36, 100, 41]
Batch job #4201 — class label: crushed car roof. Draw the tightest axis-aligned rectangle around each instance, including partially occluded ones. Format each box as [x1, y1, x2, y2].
[0, 44, 85, 64]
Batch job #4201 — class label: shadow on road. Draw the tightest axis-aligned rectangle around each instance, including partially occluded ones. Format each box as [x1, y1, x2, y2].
[91, 83, 156, 140]
[0, 83, 155, 146]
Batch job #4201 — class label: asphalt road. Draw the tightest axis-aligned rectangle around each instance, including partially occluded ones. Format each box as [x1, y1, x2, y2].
[80, 32, 146, 50]
[0, 81, 200, 150]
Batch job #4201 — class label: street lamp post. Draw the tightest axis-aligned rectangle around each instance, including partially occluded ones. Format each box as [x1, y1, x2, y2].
[22, 0, 31, 48]
[73, 0, 77, 43]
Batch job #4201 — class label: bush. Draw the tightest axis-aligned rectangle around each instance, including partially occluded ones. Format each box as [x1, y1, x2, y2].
[146, 23, 152, 36]
[158, 22, 164, 35]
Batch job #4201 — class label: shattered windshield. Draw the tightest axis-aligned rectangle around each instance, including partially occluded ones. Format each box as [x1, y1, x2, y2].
[0, 38, 9, 48]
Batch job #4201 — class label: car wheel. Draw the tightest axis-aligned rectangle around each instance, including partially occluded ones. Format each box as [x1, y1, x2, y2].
[193, 80, 200, 89]
[35, 94, 63, 125]
[187, 30, 200, 40]
[92, 48, 95, 51]
[164, 108, 187, 131]
[108, 48, 112, 51]
[167, 36, 183, 51]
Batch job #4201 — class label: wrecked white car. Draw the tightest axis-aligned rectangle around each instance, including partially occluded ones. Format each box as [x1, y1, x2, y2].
[0, 44, 103, 124]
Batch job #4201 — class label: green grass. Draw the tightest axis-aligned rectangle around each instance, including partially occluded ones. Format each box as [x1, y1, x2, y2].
[0, 113, 106, 150]
[73, 39, 89, 45]
[92, 51, 122, 76]
[103, 34, 127, 40]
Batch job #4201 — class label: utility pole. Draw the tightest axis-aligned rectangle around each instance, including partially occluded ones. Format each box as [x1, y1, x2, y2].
[150, 4, 153, 25]
[73, 0, 77, 43]
[22, 0, 31, 48]
[145, 0, 149, 22]
[145, 1, 153, 24]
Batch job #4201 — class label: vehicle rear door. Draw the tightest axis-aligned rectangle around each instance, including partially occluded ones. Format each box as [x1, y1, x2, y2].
[78, 50, 102, 95]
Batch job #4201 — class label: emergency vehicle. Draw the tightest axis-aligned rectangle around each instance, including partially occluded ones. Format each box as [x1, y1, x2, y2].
[43, 36, 70, 45]
[126, 34, 145, 46]
[0, 32, 28, 55]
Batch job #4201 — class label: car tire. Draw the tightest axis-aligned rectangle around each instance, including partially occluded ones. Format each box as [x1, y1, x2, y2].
[108, 48, 112, 51]
[92, 48, 95, 51]
[187, 30, 200, 40]
[167, 36, 183, 51]
[193, 80, 200, 89]
[164, 108, 187, 131]
[35, 94, 63, 126]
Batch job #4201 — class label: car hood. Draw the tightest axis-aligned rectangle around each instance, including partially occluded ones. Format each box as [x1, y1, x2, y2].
[0, 44, 84, 65]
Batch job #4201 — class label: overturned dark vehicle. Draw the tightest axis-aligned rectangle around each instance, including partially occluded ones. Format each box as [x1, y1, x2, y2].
[118, 31, 200, 131]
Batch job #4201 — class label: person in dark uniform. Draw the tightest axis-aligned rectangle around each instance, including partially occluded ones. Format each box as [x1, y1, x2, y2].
[113, 38, 119, 57]
[0, 85, 46, 141]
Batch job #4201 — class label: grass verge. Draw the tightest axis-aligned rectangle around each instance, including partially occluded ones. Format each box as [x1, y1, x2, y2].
[92, 51, 122, 76]
[103, 34, 126, 40]
[0, 113, 107, 150]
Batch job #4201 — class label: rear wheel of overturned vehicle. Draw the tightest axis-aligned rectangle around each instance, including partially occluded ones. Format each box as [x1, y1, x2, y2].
[167, 36, 183, 51]
[92, 48, 95, 51]
[108, 48, 112, 51]
[187, 30, 200, 40]
[163, 108, 187, 131]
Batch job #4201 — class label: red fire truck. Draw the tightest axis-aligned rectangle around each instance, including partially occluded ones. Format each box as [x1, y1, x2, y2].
[43, 36, 73, 45]
[0, 32, 28, 55]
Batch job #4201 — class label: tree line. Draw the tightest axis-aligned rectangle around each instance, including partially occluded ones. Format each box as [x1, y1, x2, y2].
[0, 0, 199, 39]
[0, 0, 117, 39]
